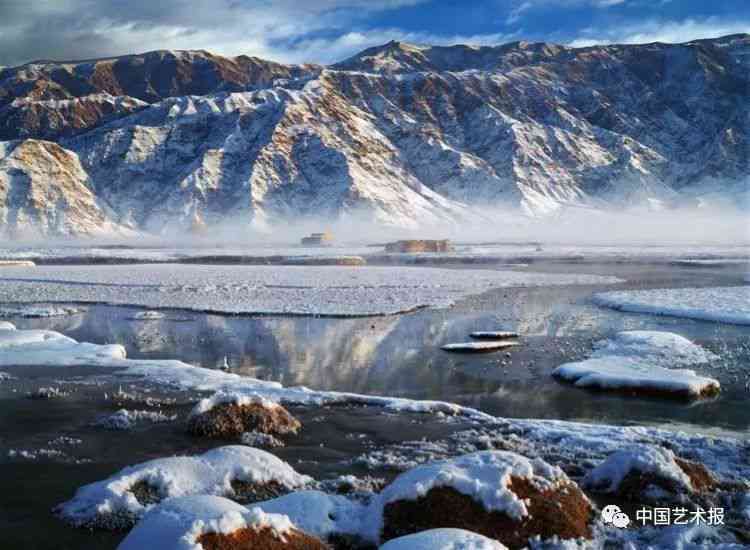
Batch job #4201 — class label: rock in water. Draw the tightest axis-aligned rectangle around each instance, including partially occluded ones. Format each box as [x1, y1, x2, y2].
[187, 393, 301, 439]
[582, 446, 718, 504]
[375, 451, 593, 549]
[469, 331, 519, 340]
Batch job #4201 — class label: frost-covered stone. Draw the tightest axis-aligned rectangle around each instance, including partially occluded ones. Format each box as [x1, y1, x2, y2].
[94, 409, 177, 431]
[57, 446, 312, 529]
[583, 446, 718, 502]
[188, 393, 301, 439]
[117, 495, 327, 550]
[373, 451, 593, 548]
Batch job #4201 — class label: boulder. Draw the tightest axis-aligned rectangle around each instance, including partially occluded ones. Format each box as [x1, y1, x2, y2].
[188, 393, 301, 439]
[375, 451, 593, 549]
[583, 446, 718, 502]
[118, 496, 327, 550]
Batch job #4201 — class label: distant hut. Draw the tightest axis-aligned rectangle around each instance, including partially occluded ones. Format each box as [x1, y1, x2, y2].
[300, 232, 334, 246]
[384, 239, 452, 253]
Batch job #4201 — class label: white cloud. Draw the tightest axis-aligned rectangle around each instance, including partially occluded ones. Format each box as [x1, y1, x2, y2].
[568, 16, 750, 47]
[0, 0, 432, 65]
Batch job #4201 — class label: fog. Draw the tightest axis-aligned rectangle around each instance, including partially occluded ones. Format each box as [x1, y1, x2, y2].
[2, 202, 748, 251]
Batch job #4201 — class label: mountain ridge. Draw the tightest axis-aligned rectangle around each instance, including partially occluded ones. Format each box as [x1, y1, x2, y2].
[0, 34, 747, 237]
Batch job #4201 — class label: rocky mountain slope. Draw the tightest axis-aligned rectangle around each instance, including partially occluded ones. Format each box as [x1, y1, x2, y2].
[0, 35, 747, 237]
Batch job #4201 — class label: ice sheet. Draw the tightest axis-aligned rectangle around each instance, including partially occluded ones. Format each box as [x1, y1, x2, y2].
[0, 264, 620, 317]
[594, 286, 750, 325]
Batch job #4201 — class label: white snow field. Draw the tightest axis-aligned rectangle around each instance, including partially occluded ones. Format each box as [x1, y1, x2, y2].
[380, 529, 508, 550]
[553, 331, 720, 398]
[117, 496, 296, 550]
[0, 264, 620, 317]
[58, 446, 312, 528]
[594, 286, 750, 325]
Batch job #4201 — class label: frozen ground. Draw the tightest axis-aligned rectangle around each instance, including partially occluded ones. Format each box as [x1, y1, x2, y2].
[594, 286, 750, 325]
[0, 264, 620, 316]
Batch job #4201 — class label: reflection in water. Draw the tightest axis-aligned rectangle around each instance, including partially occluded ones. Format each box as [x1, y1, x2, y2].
[7, 281, 749, 435]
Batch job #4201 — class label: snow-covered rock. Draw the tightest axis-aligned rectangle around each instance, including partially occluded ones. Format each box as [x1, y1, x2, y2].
[188, 392, 301, 439]
[583, 446, 718, 501]
[372, 450, 593, 547]
[57, 446, 312, 529]
[380, 528, 508, 550]
[553, 331, 720, 398]
[117, 495, 326, 550]
[254, 490, 367, 541]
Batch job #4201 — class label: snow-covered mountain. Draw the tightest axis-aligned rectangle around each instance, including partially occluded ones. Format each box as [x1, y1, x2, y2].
[0, 35, 747, 236]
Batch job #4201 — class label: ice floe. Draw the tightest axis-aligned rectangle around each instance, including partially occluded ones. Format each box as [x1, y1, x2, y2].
[380, 529, 508, 550]
[0, 264, 621, 317]
[130, 310, 166, 321]
[594, 286, 750, 325]
[553, 331, 720, 398]
[441, 341, 519, 353]
[57, 446, 312, 529]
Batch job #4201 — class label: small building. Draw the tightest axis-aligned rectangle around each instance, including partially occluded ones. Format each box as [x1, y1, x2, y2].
[384, 239, 453, 253]
[300, 232, 334, 246]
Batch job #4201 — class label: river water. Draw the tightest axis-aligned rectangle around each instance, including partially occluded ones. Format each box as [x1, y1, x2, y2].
[0, 260, 747, 549]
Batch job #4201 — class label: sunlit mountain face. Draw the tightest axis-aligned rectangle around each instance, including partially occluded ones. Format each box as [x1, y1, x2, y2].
[0, 34, 747, 237]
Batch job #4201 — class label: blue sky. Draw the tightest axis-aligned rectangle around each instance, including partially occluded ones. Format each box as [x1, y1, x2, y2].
[0, 0, 748, 66]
